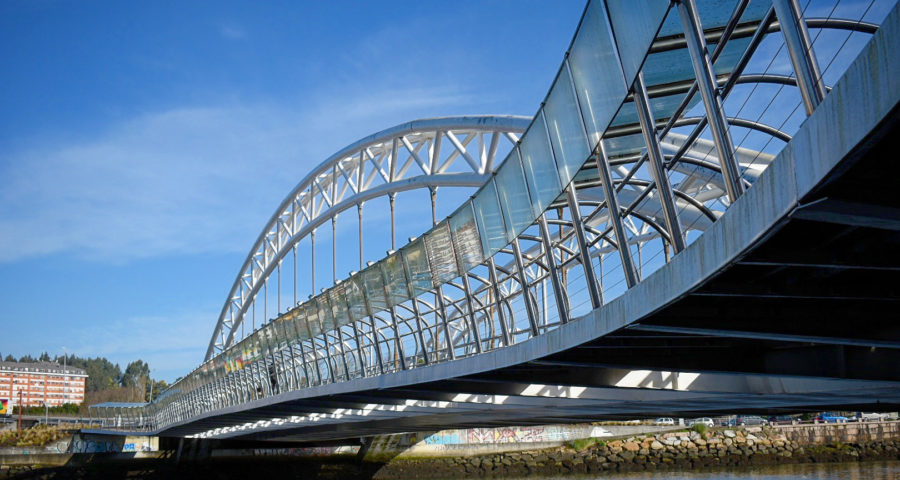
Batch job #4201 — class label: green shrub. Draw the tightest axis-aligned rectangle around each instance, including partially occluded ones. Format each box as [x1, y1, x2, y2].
[569, 437, 606, 451]
[691, 423, 709, 435]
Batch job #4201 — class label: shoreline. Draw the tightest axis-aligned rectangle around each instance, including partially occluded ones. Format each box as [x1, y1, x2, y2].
[372, 426, 900, 479]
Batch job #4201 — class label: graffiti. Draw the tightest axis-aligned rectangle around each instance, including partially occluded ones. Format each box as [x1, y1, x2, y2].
[250, 446, 358, 456]
[422, 424, 614, 445]
[68, 434, 156, 453]
[69, 438, 120, 453]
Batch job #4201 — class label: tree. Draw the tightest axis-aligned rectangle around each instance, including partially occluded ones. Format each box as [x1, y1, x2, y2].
[121, 360, 150, 388]
[3, 355, 13, 362]
[39, 352, 50, 362]
[18, 354, 35, 363]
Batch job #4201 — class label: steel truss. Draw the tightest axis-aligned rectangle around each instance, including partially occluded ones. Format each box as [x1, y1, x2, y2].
[93, 0, 895, 434]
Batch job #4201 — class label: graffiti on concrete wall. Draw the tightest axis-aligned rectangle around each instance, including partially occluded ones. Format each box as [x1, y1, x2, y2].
[424, 425, 612, 445]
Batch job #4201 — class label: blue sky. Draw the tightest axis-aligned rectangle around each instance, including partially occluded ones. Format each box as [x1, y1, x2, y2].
[0, 1, 586, 382]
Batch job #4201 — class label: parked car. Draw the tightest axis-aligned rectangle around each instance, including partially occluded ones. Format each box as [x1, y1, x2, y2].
[769, 415, 797, 425]
[655, 417, 675, 426]
[733, 415, 768, 426]
[817, 412, 848, 423]
[687, 417, 714, 428]
[858, 412, 888, 421]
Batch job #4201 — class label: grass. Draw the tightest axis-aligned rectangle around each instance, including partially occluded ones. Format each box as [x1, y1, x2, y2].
[569, 437, 606, 451]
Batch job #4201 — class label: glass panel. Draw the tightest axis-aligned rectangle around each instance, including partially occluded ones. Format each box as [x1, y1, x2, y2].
[449, 203, 484, 272]
[569, 0, 628, 144]
[424, 222, 458, 284]
[401, 238, 433, 296]
[519, 112, 562, 217]
[363, 265, 388, 313]
[381, 254, 409, 306]
[545, 66, 591, 185]
[472, 179, 507, 255]
[496, 149, 534, 240]
[328, 285, 350, 328]
[291, 308, 309, 342]
[605, 0, 669, 85]
[317, 296, 337, 331]
[345, 275, 369, 321]
[305, 302, 322, 338]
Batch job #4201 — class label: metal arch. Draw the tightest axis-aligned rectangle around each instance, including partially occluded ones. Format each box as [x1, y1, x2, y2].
[207, 115, 530, 360]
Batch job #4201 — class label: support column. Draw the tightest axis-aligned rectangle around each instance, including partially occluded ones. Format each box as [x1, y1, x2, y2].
[566, 186, 602, 308]
[538, 214, 570, 323]
[633, 73, 686, 253]
[594, 142, 640, 288]
[677, 0, 744, 202]
[488, 257, 512, 346]
[512, 239, 540, 337]
[773, 0, 826, 115]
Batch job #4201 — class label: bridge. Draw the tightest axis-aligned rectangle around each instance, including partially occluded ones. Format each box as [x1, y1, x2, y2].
[90, 0, 900, 443]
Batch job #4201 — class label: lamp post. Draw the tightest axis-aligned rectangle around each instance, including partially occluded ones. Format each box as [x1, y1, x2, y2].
[17, 390, 23, 435]
[40, 400, 48, 425]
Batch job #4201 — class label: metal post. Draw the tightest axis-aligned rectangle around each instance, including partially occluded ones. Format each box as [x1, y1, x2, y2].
[772, 0, 826, 115]
[538, 214, 570, 323]
[293, 244, 297, 307]
[277, 261, 281, 314]
[511, 239, 540, 337]
[408, 296, 430, 365]
[358, 203, 364, 271]
[435, 286, 456, 360]
[594, 142, 640, 288]
[677, 0, 744, 202]
[566, 186, 603, 308]
[387, 307, 408, 370]
[332, 216, 338, 285]
[311, 229, 316, 296]
[389, 193, 396, 251]
[459, 273, 483, 353]
[487, 257, 512, 346]
[633, 73, 687, 253]
[430, 187, 438, 226]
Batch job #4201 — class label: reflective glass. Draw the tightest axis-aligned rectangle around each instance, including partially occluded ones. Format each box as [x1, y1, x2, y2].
[401, 238, 433, 296]
[449, 203, 484, 272]
[291, 308, 309, 342]
[472, 179, 507, 255]
[495, 149, 533, 241]
[345, 275, 369, 321]
[317, 296, 337, 331]
[606, 0, 670, 84]
[519, 112, 562, 217]
[544, 66, 591, 185]
[305, 302, 322, 338]
[424, 222, 459, 283]
[363, 265, 388, 312]
[569, 0, 628, 144]
[381, 254, 410, 306]
[328, 286, 350, 328]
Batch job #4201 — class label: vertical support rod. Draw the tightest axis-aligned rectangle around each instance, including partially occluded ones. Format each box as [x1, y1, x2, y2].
[459, 273, 484, 353]
[332, 216, 338, 285]
[594, 141, 640, 287]
[292, 245, 297, 307]
[311, 229, 316, 296]
[633, 73, 687, 253]
[430, 187, 438, 226]
[565, 186, 603, 308]
[358, 203, 364, 271]
[434, 286, 456, 360]
[389, 193, 396, 251]
[512, 239, 540, 337]
[487, 257, 512, 346]
[677, 0, 744, 203]
[387, 307, 408, 370]
[772, 0, 826, 115]
[277, 261, 281, 314]
[538, 214, 570, 323]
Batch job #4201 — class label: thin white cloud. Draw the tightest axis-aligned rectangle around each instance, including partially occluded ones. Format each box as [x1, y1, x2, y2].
[219, 24, 246, 40]
[0, 86, 481, 264]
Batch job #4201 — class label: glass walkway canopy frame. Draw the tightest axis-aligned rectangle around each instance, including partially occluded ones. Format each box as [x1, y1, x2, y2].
[93, 0, 895, 434]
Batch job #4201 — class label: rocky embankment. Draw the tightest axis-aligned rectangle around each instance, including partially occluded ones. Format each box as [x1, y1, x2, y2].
[374, 427, 900, 479]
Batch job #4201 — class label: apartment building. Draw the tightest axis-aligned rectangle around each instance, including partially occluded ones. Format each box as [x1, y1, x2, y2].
[0, 361, 88, 407]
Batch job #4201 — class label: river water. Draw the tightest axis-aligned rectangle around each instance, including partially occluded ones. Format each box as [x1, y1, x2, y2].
[532, 461, 900, 480]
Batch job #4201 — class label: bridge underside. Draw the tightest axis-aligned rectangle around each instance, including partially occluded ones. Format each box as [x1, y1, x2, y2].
[148, 98, 900, 443]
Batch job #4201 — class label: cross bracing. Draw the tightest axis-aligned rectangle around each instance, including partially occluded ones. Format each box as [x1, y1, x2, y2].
[90, 0, 900, 439]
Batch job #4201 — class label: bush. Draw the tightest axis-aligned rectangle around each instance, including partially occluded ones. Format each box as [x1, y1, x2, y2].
[569, 437, 606, 450]
[691, 423, 709, 435]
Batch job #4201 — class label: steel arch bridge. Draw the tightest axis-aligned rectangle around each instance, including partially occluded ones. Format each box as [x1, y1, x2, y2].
[92, 0, 900, 442]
